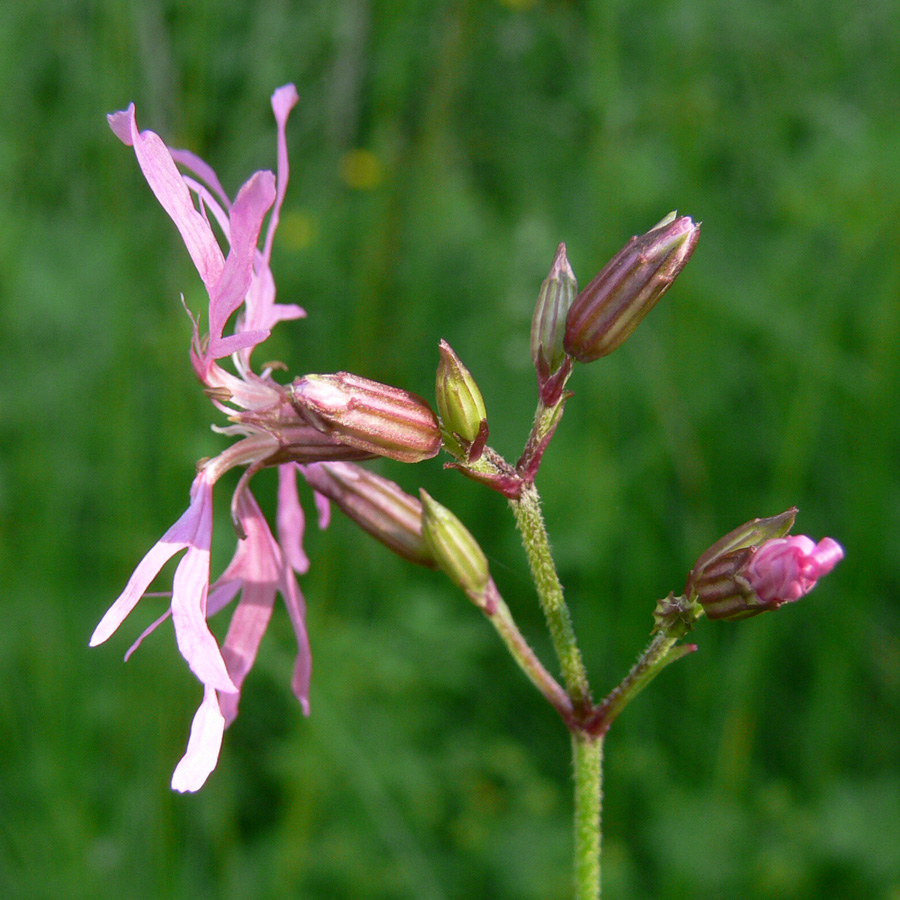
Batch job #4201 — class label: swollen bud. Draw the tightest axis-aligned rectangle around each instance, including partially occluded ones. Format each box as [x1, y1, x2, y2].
[564, 213, 700, 362]
[419, 490, 490, 602]
[290, 373, 441, 463]
[435, 340, 488, 461]
[531, 243, 577, 392]
[686, 509, 844, 620]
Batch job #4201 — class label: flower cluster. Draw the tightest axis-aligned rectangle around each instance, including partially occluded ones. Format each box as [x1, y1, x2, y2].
[92, 86, 417, 791]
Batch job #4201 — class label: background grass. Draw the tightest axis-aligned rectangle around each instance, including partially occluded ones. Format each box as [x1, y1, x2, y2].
[1, 0, 898, 898]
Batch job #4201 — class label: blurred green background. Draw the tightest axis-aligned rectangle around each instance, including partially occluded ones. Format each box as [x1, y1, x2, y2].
[2, 0, 898, 898]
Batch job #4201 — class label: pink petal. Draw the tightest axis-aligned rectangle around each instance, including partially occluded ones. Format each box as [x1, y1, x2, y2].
[207, 578, 243, 618]
[314, 482, 331, 530]
[261, 84, 299, 266]
[124, 608, 171, 661]
[277, 463, 311, 574]
[282, 568, 311, 715]
[169, 147, 232, 211]
[169, 476, 236, 693]
[171, 685, 226, 793]
[809, 537, 844, 575]
[206, 328, 271, 362]
[748, 535, 844, 604]
[242, 263, 305, 337]
[206, 171, 276, 358]
[90, 471, 207, 647]
[237, 83, 305, 346]
[218, 579, 276, 726]
[108, 105, 224, 290]
[214, 491, 279, 724]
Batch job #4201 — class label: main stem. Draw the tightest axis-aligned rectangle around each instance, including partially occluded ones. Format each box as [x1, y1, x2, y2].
[510, 481, 601, 898]
[572, 733, 603, 900]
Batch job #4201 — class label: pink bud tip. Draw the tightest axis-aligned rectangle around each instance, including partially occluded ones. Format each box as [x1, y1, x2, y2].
[747, 536, 844, 604]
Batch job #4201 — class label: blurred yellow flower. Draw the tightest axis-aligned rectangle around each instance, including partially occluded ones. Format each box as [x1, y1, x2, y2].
[279, 209, 318, 250]
[340, 148, 385, 190]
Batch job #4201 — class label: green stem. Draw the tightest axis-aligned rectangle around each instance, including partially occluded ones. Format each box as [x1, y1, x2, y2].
[591, 595, 700, 735]
[483, 583, 575, 726]
[572, 732, 603, 900]
[511, 483, 591, 709]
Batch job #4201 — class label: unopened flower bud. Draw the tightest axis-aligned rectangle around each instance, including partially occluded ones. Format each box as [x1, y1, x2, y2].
[531, 243, 577, 383]
[302, 462, 435, 568]
[435, 340, 488, 460]
[564, 213, 700, 362]
[687, 509, 844, 620]
[290, 373, 441, 464]
[419, 490, 490, 601]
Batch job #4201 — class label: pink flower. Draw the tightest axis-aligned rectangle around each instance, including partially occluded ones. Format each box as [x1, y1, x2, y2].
[747, 536, 844, 604]
[93, 86, 354, 791]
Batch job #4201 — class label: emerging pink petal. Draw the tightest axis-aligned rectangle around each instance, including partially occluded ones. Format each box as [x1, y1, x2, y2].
[211, 490, 279, 724]
[169, 147, 231, 211]
[262, 84, 300, 267]
[168, 477, 236, 693]
[171, 685, 226, 793]
[238, 83, 305, 349]
[747, 536, 844, 604]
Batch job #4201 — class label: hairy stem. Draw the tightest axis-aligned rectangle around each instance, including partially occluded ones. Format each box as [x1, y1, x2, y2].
[572, 732, 603, 900]
[510, 483, 591, 709]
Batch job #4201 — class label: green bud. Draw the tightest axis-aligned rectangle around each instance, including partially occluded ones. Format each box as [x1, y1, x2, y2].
[531, 243, 577, 382]
[435, 340, 488, 460]
[419, 490, 490, 601]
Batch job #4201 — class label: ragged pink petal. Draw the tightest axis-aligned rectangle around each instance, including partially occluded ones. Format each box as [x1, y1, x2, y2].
[169, 147, 231, 211]
[237, 83, 305, 352]
[108, 105, 224, 291]
[166, 474, 236, 694]
[124, 608, 172, 661]
[261, 84, 300, 266]
[314, 483, 332, 530]
[171, 685, 226, 793]
[204, 487, 311, 724]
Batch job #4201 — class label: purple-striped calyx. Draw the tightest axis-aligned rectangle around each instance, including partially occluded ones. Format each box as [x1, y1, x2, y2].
[290, 372, 441, 464]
